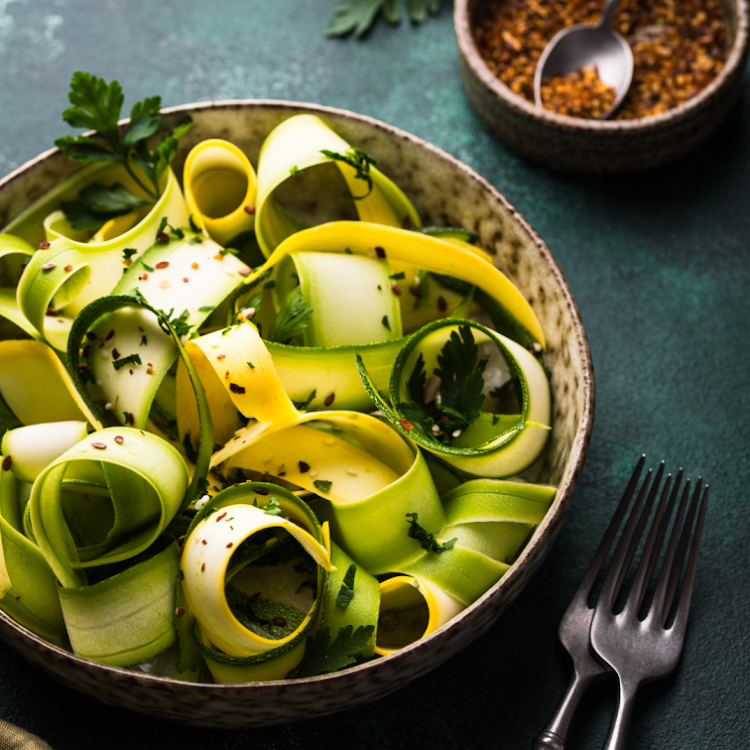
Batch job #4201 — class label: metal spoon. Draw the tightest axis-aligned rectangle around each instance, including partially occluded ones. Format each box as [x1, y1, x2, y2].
[533, 0, 633, 119]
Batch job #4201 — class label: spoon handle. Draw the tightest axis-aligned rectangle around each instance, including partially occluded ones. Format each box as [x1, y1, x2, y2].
[598, 0, 622, 29]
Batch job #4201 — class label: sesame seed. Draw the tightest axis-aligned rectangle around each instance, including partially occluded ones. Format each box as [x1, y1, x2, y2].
[452, 429, 462, 438]
[195, 495, 210, 510]
[346, 467, 357, 476]
[100, 349, 109, 358]
[159, 280, 170, 289]
[309, 469, 318, 478]
[104, 402, 113, 410]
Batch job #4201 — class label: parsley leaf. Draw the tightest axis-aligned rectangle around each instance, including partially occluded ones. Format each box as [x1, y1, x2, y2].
[406, 512, 457, 553]
[122, 247, 138, 260]
[55, 72, 193, 223]
[320, 147, 377, 199]
[266, 288, 313, 345]
[292, 389, 317, 411]
[296, 625, 375, 678]
[313, 479, 333, 493]
[396, 325, 487, 445]
[336, 564, 357, 607]
[326, 0, 439, 38]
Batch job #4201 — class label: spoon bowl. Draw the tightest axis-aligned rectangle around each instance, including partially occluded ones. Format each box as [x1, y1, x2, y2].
[533, 0, 634, 119]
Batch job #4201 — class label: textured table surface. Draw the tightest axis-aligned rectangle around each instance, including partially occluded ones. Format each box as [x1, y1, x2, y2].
[0, 1, 748, 748]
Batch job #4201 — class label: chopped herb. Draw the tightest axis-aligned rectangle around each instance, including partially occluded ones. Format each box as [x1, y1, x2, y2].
[266, 288, 313, 345]
[219, 247, 239, 257]
[336, 564, 357, 607]
[198, 305, 216, 313]
[296, 625, 375, 678]
[142, 263, 155, 272]
[188, 214, 202, 234]
[112, 353, 142, 371]
[320, 146, 377, 200]
[55, 73, 192, 227]
[140, 334, 148, 346]
[377, 284, 382, 291]
[122, 247, 138, 260]
[313, 479, 332, 493]
[344, 247, 353, 254]
[188, 236, 202, 245]
[157, 308, 192, 337]
[406, 512, 457, 554]
[260, 497, 282, 516]
[292, 389, 317, 410]
[246, 360, 255, 370]
[156, 216, 184, 241]
[397, 325, 487, 445]
[381, 315, 390, 331]
[289, 165, 304, 175]
[389, 271, 406, 280]
[182, 432, 199, 464]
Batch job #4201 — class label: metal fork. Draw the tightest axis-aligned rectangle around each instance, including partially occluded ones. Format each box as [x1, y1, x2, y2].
[591, 462, 708, 750]
[532, 456, 708, 749]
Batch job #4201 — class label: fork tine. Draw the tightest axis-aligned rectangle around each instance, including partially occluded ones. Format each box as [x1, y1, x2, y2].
[667, 484, 708, 633]
[598, 461, 663, 611]
[647, 477, 693, 626]
[572, 454, 646, 603]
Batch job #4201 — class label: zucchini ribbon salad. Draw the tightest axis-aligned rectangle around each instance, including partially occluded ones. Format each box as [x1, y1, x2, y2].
[0, 73, 555, 682]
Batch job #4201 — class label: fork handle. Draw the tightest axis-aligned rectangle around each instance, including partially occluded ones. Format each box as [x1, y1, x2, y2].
[602, 678, 639, 750]
[531, 671, 600, 750]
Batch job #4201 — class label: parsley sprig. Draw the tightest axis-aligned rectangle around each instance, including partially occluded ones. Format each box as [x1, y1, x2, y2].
[296, 625, 375, 677]
[406, 512, 457, 554]
[326, 0, 441, 38]
[55, 72, 193, 230]
[266, 288, 313, 345]
[320, 147, 377, 200]
[398, 325, 487, 445]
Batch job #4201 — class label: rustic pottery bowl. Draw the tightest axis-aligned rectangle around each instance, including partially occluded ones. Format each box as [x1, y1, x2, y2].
[455, 0, 750, 172]
[0, 101, 594, 728]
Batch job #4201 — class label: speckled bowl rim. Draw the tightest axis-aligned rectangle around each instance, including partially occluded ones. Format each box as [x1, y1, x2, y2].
[0, 100, 594, 708]
[455, 0, 750, 131]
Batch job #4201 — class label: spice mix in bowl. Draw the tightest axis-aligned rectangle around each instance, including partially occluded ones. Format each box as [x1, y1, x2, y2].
[455, 0, 750, 171]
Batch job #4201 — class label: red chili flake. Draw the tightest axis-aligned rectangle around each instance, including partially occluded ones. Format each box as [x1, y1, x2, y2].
[201, 563, 206, 572]
[45, 310, 59, 317]
[114, 435, 124, 444]
[139, 429, 144, 435]
[127, 412, 135, 426]
[390, 283, 402, 297]
[86, 331, 97, 341]
[91, 442, 107, 450]
[238, 268, 251, 276]
[226, 542, 234, 549]
[244, 205, 255, 215]
[224, 370, 230, 379]
[216, 354, 226, 360]
[155, 261, 169, 269]
[399, 418, 414, 431]
[402, 216, 412, 230]
[255, 488, 269, 495]
[286, 668, 300, 679]
[409, 285, 423, 298]
[272, 616, 287, 627]
[183, 277, 189, 283]
[141, 273, 149, 280]
[40, 262, 56, 272]
[229, 383, 246, 394]
[175, 607, 186, 617]
[437, 295, 447, 312]
[158, 232, 170, 244]
[14, 596, 20, 601]
[106, 329, 115, 341]
[38, 240, 51, 250]
[2, 456, 11, 471]
[82, 345, 90, 358]
[64, 264, 73, 272]
[375, 246, 386, 258]
[299, 461, 310, 473]
[216, 512, 227, 522]
[324, 392, 335, 407]
[191, 262, 199, 269]
[202, 539, 207, 545]
[112, 348, 120, 360]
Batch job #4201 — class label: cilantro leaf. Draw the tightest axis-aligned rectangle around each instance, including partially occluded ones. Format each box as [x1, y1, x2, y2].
[326, 0, 439, 38]
[61, 72, 123, 140]
[406, 512, 457, 553]
[78, 182, 150, 215]
[320, 146, 377, 200]
[266, 287, 313, 345]
[336, 564, 357, 607]
[296, 625, 375, 677]
[122, 96, 162, 149]
[54, 135, 120, 163]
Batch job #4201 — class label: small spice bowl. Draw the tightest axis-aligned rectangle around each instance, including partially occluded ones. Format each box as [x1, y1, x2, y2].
[455, 0, 750, 172]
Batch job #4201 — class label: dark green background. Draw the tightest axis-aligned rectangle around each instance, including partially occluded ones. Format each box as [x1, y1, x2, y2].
[0, 1, 747, 748]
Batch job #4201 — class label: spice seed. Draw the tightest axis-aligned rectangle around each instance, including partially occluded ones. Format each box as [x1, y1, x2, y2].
[324, 392, 335, 407]
[229, 383, 246, 394]
[2, 456, 11, 471]
[158, 232, 170, 244]
[64, 265, 73, 272]
[38, 240, 51, 250]
[226, 542, 233, 548]
[91, 442, 107, 450]
[255, 488, 270, 495]
[272, 616, 287, 627]
[201, 563, 206, 571]
[216, 512, 227, 522]
[175, 607, 186, 617]
[285, 668, 299, 679]
[244, 205, 255, 215]
[114, 436, 124, 444]
[390, 283, 402, 296]
[40, 262, 56, 272]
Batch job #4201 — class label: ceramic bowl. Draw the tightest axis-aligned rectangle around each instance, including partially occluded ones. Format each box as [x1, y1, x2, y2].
[455, 0, 750, 172]
[0, 101, 594, 728]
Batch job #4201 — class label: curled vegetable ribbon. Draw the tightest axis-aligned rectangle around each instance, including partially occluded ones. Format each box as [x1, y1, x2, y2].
[182, 483, 333, 682]
[358, 318, 552, 479]
[15, 165, 187, 351]
[183, 139, 257, 246]
[0, 234, 39, 340]
[254, 114, 421, 256]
